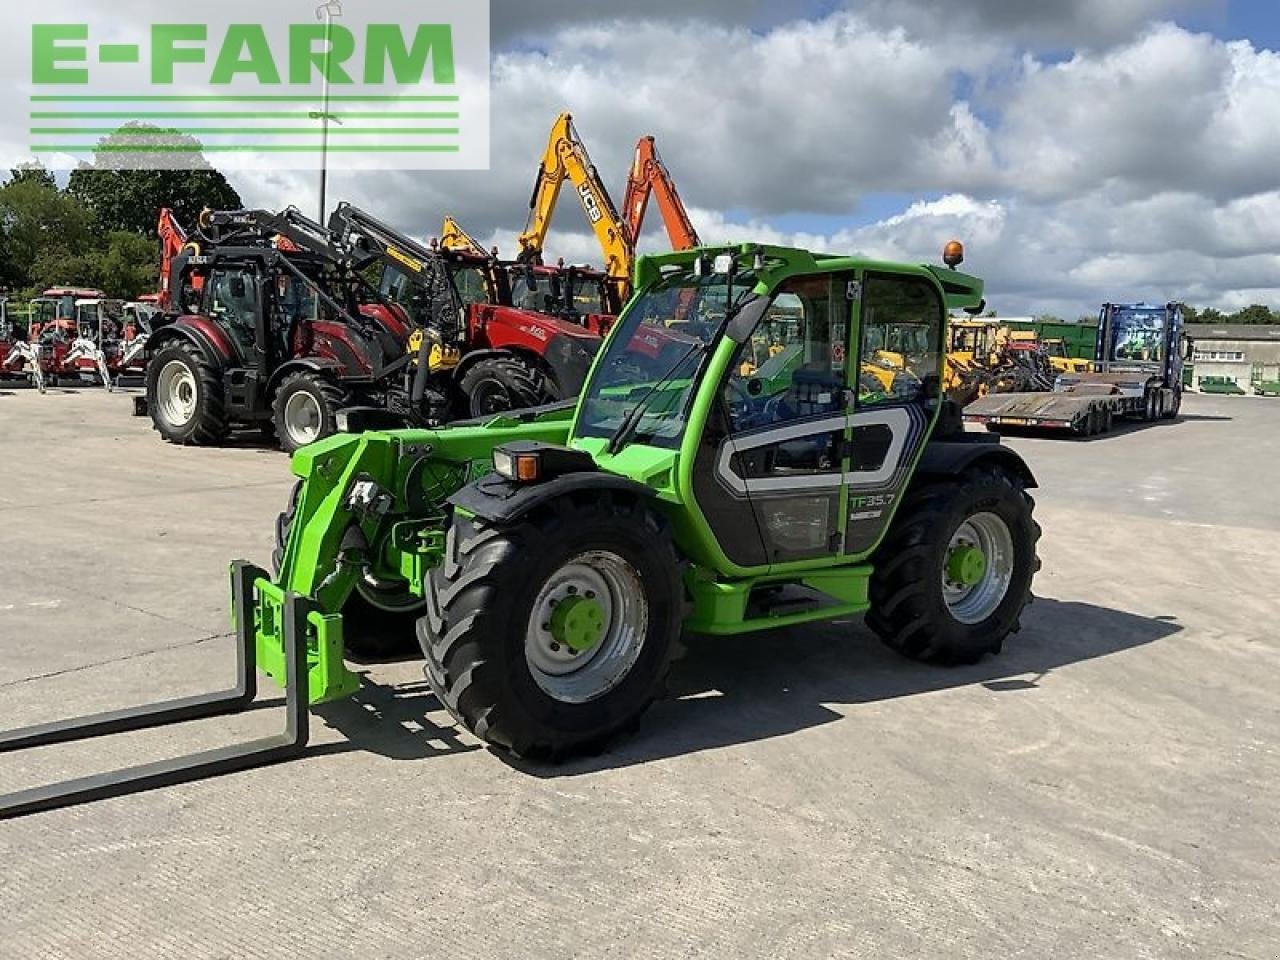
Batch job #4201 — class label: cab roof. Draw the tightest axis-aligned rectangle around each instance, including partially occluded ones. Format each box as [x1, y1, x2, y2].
[635, 243, 984, 314]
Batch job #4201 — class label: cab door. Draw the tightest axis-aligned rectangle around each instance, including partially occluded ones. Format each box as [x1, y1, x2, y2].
[697, 273, 857, 568]
[842, 271, 945, 556]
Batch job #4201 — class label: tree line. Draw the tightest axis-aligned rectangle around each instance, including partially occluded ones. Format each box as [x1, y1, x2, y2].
[0, 128, 241, 308]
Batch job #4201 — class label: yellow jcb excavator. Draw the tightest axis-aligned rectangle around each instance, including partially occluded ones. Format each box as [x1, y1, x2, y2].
[517, 113, 633, 309]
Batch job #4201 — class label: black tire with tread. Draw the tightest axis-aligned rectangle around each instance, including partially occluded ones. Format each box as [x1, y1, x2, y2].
[146, 340, 229, 445]
[459, 356, 550, 419]
[866, 464, 1040, 666]
[419, 496, 684, 760]
[272, 371, 350, 454]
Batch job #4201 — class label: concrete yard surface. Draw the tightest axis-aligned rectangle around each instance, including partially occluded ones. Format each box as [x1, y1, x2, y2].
[0, 386, 1277, 959]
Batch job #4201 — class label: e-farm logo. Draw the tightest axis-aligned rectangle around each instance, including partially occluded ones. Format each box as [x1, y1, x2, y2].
[18, 0, 490, 171]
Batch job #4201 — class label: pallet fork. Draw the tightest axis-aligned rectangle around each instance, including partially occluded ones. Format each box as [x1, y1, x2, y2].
[0, 563, 310, 819]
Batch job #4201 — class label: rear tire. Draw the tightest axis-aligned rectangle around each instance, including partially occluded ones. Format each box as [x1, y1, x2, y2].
[146, 341, 229, 445]
[459, 356, 549, 419]
[272, 371, 349, 454]
[866, 465, 1039, 665]
[420, 497, 684, 760]
[1163, 386, 1182, 420]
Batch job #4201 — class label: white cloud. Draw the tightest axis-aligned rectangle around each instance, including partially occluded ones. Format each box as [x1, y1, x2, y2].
[5, 4, 1278, 315]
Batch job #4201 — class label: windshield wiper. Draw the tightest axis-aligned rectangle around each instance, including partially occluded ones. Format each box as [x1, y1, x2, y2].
[606, 342, 703, 455]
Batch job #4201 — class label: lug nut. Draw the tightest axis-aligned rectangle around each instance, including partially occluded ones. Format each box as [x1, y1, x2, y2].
[550, 642, 561, 652]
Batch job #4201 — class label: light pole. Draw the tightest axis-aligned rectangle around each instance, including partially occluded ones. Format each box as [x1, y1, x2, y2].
[315, 0, 343, 222]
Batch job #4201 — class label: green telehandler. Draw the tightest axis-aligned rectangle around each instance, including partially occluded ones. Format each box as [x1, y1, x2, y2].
[1, 242, 1039, 815]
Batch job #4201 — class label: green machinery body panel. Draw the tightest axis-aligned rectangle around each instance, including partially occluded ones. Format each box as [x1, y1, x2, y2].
[246, 243, 987, 703]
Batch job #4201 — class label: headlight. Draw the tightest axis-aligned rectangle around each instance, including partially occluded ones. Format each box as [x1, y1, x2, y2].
[493, 441, 595, 484]
[493, 448, 539, 483]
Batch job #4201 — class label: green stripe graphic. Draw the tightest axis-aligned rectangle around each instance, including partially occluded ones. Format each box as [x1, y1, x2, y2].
[31, 144, 461, 153]
[31, 127, 460, 136]
[30, 95, 459, 103]
[31, 111, 459, 119]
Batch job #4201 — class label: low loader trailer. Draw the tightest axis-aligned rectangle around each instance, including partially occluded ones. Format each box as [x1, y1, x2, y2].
[1, 242, 1041, 818]
[965, 302, 1188, 437]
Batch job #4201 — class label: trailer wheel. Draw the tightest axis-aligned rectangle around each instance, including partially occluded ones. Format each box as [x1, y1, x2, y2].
[420, 497, 685, 760]
[867, 465, 1039, 665]
[272, 371, 349, 454]
[272, 480, 419, 659]
[459, 356, 548, 419]
[146, 341, 229, 445]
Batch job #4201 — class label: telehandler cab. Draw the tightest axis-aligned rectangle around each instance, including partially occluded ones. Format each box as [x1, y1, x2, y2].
[0, 242, 1039, 817]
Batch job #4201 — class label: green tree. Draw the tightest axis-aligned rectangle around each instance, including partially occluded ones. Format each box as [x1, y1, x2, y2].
[8, 164, 56, 189]
[0, 176, 95, 291]
[67, 124, 241, 237]
[94, 231, 160, 299]
[1197, 308, 1225, 324]
[1227, 304, 1276, 325]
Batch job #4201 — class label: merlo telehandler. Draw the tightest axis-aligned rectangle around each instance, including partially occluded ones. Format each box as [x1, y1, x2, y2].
[0, 242, 1039, 817]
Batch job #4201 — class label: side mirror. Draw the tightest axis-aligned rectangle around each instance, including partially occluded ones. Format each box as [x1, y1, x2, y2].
[747, 378, 764, 397]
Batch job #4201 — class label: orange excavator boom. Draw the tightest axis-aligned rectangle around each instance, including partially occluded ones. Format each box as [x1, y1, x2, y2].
[622, 136, 701, 252]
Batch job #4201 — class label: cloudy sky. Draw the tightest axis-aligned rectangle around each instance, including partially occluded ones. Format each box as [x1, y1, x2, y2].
[20, 1, 1280, 317]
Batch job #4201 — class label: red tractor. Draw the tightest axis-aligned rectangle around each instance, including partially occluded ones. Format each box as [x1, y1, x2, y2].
[143, 205, 604, 452]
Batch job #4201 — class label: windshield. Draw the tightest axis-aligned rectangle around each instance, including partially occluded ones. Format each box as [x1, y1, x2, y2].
[1110, 308, 1166, 363]
[31, 301, 56, 327]
[576, 268, 758, 449]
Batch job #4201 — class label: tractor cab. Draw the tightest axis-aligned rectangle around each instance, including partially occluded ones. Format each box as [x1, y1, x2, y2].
[74, 298, 127, 340]
[568, 246, 951, 567]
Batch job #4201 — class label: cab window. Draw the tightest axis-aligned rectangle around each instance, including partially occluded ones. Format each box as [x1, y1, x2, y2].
[724, 275, 848, 434]
[857, 275, 943, 405]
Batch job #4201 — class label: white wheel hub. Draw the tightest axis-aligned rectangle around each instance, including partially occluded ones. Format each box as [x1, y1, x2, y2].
[157, 360, 198, 426]
[283, 390, 324, 446]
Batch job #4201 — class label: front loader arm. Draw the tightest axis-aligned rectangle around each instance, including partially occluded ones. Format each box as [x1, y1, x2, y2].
[246, 407, 578, 705]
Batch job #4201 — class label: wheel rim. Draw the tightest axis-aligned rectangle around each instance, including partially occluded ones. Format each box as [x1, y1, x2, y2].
[525, 550, 649, 704]
[942, 512, 1015, 625]
[283, 390, 324, 446]
[156, 360, 197, 426]
[471, 380, 512, 417]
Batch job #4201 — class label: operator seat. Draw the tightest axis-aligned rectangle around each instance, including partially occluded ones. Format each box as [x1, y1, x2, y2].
[771, 365, 844, 472]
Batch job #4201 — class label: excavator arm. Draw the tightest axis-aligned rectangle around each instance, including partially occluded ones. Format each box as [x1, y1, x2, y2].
[622, 136, 701, 252]
[516, 113, 633, 302]
[440, 216, 491, 257]
[156, 209, 192, 311]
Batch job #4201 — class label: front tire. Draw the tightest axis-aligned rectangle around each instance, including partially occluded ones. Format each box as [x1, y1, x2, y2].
[459, 356, 550, 419]
[272, 371, 349, 454]
[867, 465, 1039, 665]
[146, 341, 229, 445]
[271, 480, 420, 659]
[420, 497, 684, 760]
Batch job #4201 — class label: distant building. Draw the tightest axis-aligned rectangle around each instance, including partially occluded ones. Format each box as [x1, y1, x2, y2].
[1185, 324, 1280, 391]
